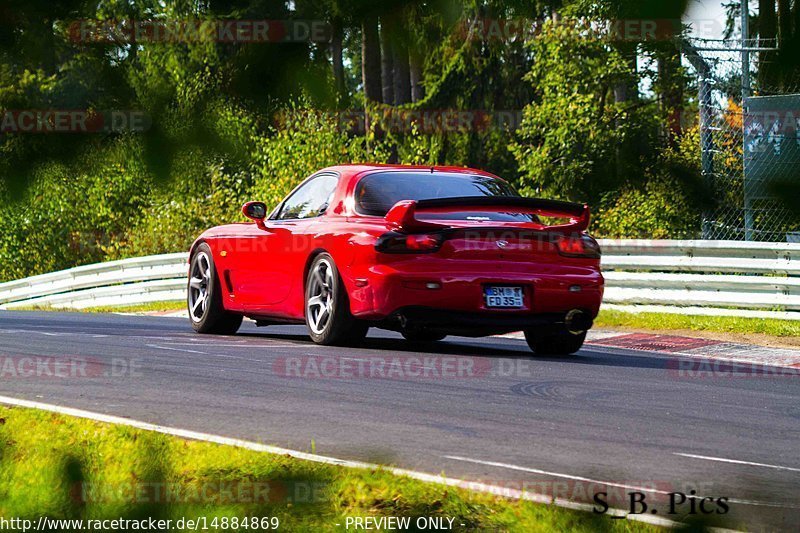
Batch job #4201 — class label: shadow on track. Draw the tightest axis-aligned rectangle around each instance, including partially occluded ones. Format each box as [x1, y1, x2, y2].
[237, 328, 674, 372]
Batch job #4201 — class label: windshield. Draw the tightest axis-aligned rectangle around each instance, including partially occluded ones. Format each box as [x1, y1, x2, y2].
[355, 171, 538, 222]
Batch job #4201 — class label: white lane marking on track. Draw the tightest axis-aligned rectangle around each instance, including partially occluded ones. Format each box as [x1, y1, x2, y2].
[144, 344, 288, 362]
[0, 329, 194, 341]
[159, 342, 304, 349]
[675, 453, 800, 473]
[444, 455, 799, 509]
[0, 329, 74, 336]
[0, 395, 685, 529]
[145, 344, 207, 355]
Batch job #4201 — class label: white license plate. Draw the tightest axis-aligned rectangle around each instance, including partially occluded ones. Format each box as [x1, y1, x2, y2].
[484, 286, 524, 308]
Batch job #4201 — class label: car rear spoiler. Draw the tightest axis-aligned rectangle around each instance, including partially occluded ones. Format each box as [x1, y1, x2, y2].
[385, 196, 591, 232]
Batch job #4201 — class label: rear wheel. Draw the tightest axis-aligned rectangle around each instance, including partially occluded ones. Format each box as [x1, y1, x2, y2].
[305, 254, 368, 346]
[401, 329, 447, 343]
[524, 330, 586, 356]
[188, 244, 243, 334]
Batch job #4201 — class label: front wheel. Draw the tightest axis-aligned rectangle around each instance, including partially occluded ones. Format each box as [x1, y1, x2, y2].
[524, 330, 586, 356]
[305, 254, 368, 346]
[188, 243, 243, 334]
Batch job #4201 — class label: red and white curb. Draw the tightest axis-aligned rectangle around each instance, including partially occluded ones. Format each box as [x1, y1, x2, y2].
[588, 331, 800, 370]
[504, 330, 800, 371]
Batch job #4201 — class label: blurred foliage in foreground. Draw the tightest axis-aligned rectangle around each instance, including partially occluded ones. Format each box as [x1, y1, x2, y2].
[2, 0, 788, 281]
[0, 406, 661, 532]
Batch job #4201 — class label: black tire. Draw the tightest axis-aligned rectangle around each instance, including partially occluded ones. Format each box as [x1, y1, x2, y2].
[524, 330, 586, 356]
[401, 329, 447, 343]
[305, 253, 368, 346]
[188, 243, 243, 334]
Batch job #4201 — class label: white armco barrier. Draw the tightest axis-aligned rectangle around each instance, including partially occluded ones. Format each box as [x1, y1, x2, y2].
[0, 241, 798, 319]
[0, 253, 189, 310]
[598, 240, 800, 319]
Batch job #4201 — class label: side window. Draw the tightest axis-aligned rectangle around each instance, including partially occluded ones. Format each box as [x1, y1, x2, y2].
[276, 174, 338, 220]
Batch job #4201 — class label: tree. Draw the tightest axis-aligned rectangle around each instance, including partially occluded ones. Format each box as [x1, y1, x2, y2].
[380, 16, 395, 103]
[759, 0, 778, 89]
[361, 13, 382, 101]
[392, 17, 412, 105]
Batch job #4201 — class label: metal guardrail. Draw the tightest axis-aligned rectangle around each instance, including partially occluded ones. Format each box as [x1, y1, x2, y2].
[0, 241, 798, 318]
[0, 253, 188, 310]
[598, 240, 800, 314]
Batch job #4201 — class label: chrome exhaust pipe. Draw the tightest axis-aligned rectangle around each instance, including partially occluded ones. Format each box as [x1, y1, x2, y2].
[564, 309, 590, 335]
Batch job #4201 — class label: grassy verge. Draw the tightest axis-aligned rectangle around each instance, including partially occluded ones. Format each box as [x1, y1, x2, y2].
[0, 406, 656, 532]
[595, 309, 800, 338]
[11, 301, 184, 314]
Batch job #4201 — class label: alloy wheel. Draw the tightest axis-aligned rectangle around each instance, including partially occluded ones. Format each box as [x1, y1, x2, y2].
[188, 252, 211, 322]
[306, 258, 335, 334]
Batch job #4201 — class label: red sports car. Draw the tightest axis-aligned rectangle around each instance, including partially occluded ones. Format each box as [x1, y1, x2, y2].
[187, 165, 603, 355]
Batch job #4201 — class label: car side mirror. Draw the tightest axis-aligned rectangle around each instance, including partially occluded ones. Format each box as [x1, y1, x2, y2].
[242, 201, 268, 229]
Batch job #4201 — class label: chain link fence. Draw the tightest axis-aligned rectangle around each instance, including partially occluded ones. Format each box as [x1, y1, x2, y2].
[687, 37, 800, 242]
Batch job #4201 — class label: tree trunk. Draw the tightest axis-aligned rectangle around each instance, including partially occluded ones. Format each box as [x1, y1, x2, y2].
[758, 0, 778, 89]
[331, 16, 346, 105]
[361, 14, 382, 102]
[392, 32, 411, 105]
[380, 17, 395, 105]
[795, 0, 800, 41]
[40, 18, 55, 74]
[777, 0, 793, 89]
[658, 46, 684, 142]
[778, 0, 791, 44]
[614, 43, 638, 104]
[409, 47, 424, 102]
[613, 42, 637, 181]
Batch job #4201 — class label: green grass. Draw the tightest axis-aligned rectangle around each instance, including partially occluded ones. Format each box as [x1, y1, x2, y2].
[11, 301, 184, 314]
[0, 406, 658, 532]
[595, 309, 800, 338]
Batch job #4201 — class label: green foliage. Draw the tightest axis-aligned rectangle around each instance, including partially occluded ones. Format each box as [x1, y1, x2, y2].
[593, 175, 700, 239]
[0, 139, 152, 281]
[511, 19, 661, 202]
[594, 127, 706, 239]
[0, 0, 716, 282]
[249, 107, 380, 210]
[118, 158, 251, 258]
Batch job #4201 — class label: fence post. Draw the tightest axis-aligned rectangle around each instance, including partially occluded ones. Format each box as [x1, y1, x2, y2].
[699, 75, 714, 239]
[681, 40, 715, 239]
[741, 0, 754, 241]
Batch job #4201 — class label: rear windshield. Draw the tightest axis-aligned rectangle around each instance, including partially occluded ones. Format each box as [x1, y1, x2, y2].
[355, 171, 531, 221]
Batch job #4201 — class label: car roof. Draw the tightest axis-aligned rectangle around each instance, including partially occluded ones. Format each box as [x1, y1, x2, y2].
[318, 164, 501, 181]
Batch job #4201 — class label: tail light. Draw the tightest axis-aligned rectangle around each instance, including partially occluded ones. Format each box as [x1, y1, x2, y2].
[376, 232, 445, 254]
[556, 234, 601, 258]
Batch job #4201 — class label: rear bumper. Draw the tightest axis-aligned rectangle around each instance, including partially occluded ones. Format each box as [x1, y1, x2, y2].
[379, 307, 594, 337]
[345, 261, 604, 327]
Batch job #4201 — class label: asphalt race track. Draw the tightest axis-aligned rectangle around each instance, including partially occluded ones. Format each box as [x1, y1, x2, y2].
[1, 311, 798, 530]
